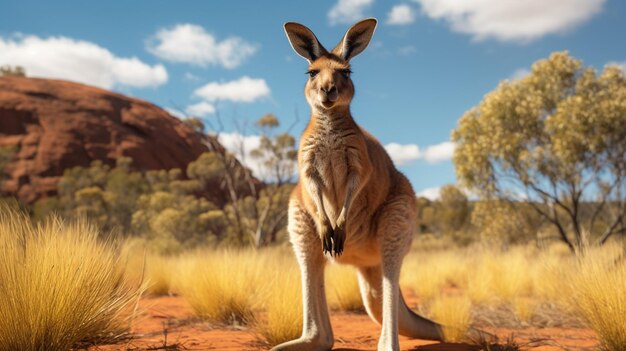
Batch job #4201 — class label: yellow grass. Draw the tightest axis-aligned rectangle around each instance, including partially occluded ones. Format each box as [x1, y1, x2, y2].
[429, 295, 472, 342]
[134, 237, 626, 349]
[466, 249, 535, 303]
[144, 253, 176, 295]
[402, 251, 469, 301]
[512, 297, 536, 324]
[255, 253, 303, 345]
[123, 240, 177, 296]
[561, 248, 626, 351]
[0, 210, 141, 351]
[176, 249, 266, 325]
[326, 264, 363, 311]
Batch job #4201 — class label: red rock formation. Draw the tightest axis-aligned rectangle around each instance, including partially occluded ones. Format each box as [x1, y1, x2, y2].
[0, 76, 247, 205]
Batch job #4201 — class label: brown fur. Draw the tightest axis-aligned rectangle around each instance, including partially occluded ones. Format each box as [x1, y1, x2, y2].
[274, 18, 448, 351]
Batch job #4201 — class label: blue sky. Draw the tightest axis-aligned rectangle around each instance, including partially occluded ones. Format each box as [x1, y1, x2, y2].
[2, 0, 625, 198]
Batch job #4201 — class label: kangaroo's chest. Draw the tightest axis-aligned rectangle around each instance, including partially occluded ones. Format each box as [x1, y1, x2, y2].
[303, 131, 353, 216]
[311, 132, 348, 176]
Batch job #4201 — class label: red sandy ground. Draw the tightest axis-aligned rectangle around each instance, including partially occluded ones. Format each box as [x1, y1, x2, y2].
[88, 293, 598, 351]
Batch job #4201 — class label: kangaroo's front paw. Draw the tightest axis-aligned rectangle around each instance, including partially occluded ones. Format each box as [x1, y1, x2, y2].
[332, 221, 346, 256]
[319, 221, 334, 254]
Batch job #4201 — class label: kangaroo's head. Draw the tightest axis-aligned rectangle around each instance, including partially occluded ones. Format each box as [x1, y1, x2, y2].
[284, 18, 377, 113]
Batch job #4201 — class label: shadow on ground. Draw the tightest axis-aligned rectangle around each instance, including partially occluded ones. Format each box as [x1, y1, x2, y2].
[333, 343, 481, 351]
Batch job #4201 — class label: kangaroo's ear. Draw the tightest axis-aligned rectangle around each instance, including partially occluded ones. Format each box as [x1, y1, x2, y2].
[284, 22, 328, 63]
[333, 18, 377, 62]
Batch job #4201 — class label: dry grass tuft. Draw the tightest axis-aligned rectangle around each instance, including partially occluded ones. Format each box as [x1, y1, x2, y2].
[124, 240, 177, 296]
[402, 251, 469, 302]
[326, 264, 363, 311]
[255, 254, 303, 345]
[428, 295, 472, 342]
[144, 253, 177, 296]
[511, 297, 536, 324]
[561, 249, 626, 351]
[0, 209, 141, 351]
[176, 249, 264, 326]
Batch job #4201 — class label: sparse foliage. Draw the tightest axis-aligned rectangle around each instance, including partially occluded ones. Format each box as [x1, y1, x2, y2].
[453, 52, 626, 253]
[436, 184, 470, 234]
[183, 117, 206, 133]
[0, 65, 26, 77]
[33, 112, 296, 250]
[201, 112, 297, 247]
[471, 200, 544, 245]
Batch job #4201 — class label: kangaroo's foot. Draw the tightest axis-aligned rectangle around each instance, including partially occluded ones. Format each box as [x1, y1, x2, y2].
[271, 336, 333, 351]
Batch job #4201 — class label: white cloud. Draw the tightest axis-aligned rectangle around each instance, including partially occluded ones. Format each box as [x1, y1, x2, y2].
[184, 72, 201, 81]
[217, 132, 264, 179]
[147, 24, 257, 68]
[0, 34, 167, 89]
[194, 76, 270, 103]
[414, 0, 605, 42]
[385, 143, 421, 166]
[422, 141, 455, 163]
[398, 45, 417, 55]
[385, 140, 455, 166]
[418, 186, 441, 200]
[329, 0, 374, 25]
[185, 102, 215, 117]
[387, 4, 416, 25]
[164, 107, 186, 119]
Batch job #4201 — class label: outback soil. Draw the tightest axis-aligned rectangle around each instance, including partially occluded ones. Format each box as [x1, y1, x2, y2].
[88, 291, 598, 351]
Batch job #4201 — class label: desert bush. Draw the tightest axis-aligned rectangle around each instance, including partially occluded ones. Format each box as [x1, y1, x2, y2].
[0, 209, 141, 351]
[131, 190, 225, 253]
[436, 184, 470, 234]
[43, 158, 149, 233]
[471, 200, 542, 245]
[0, 65, 26, 77]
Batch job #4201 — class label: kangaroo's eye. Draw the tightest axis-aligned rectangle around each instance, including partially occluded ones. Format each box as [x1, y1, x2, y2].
[307, 70, 319, 78]
[339, 69, 352, 77]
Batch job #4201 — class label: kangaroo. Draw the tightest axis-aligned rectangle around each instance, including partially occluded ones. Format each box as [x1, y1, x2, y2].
[274, 18, 447, 351]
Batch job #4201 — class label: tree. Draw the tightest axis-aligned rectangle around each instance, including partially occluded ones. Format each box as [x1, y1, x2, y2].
[198, 112, 297, 246]
[251, 114, 298, 185]
[53, 158, 149, 234]
[471, 200, 544, 246]
[416, 196, 435, 233]
[183, 117, 206, 134]
[0, 65, 25, 77]
[435, 184, 470, 234]
[453, 52, 626, 254]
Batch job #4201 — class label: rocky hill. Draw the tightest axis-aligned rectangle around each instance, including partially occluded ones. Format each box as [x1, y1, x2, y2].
[0, 76, 248, 205]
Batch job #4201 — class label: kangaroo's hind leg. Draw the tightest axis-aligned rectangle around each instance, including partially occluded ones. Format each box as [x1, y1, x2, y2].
[374, 194, 444, 351]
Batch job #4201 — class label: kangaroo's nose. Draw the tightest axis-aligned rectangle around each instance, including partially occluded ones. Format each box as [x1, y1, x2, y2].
[321, 85, 337, 94]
